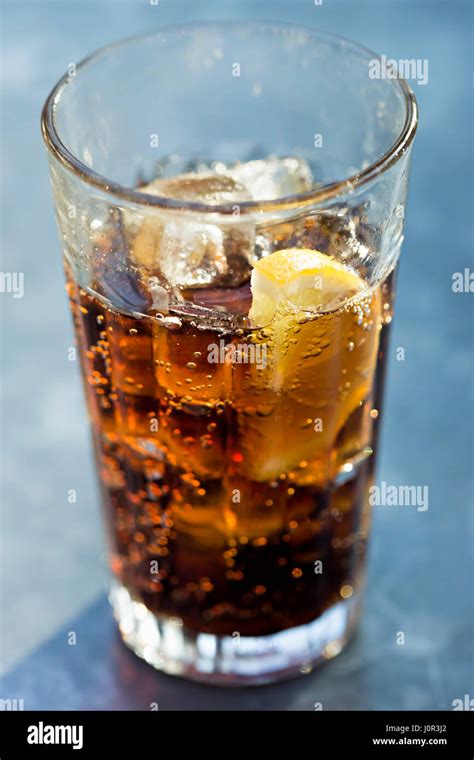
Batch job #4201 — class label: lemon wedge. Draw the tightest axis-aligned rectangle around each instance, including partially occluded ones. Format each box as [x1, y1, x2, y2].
[249, 248, 363, 325]
[234, 248, 381, 483]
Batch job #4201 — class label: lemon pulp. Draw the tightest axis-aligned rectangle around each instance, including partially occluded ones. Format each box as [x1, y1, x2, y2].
[235, 248, 382, 482]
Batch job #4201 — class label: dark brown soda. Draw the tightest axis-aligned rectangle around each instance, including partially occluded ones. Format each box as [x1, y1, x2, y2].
[65, 218, 394, 637]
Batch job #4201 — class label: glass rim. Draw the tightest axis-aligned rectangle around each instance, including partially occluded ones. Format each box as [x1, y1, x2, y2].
[41, 21, 418, 216]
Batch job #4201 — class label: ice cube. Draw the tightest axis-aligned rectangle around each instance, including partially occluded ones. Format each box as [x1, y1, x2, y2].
[127, 158, 313, 291]
[143, 173, 250, 205]
[227, 157, 314, 201]
[129, 173, 255, 289]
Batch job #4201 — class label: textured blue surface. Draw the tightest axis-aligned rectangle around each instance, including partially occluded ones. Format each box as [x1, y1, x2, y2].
[1, 592, 472, 710]
[1, 0, 472, 708]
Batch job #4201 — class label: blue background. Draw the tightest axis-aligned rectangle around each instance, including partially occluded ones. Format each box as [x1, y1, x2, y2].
[1, 0, 472, 709]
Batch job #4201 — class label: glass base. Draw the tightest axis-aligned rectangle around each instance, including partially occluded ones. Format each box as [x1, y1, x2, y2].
[111, 583, 361, 686]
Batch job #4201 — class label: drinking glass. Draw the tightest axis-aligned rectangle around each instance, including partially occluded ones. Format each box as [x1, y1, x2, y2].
[42, 23, 417, 684]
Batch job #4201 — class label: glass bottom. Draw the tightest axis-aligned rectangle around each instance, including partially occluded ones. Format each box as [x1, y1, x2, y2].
[110, 583, 362, 685]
